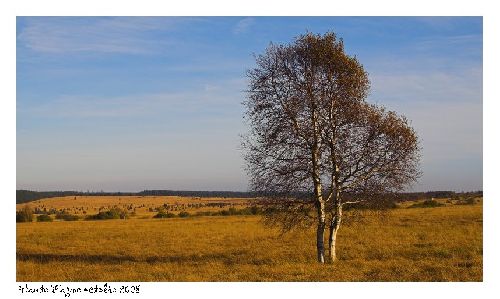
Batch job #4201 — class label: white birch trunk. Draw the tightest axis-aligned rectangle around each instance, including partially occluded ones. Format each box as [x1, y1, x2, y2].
[328, 203, 342, 262]
[316, 200, 326, 263]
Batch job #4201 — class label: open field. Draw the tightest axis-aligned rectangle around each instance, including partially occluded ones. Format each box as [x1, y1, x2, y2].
[16, 197, 482, 281]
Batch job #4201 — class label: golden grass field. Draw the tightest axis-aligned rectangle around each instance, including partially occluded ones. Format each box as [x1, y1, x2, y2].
[16, 197, 482, 281]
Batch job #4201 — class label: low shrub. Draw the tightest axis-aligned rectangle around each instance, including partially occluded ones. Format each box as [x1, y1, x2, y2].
[344, 198, 398, 210]
[249, 206, 262, 215]
[63, 214, 80, 221]
[36, 214, 53, 222]
[198, 207, 263, 217]
[86, 208, 128, 220]
[238, 207, 253, 215]
[16, 205, 33, 223]
[456, 197, 476, 205]
[408, 199, 444, 208]
[178, 211, 190, 218]
[219, 210, 230, 216]
[153, 211, 176, 218]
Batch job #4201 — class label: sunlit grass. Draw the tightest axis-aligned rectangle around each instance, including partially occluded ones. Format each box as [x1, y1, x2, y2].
[16, 200, 482, 281]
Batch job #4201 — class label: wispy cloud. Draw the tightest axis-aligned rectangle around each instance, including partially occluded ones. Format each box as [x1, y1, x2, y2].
[369, 66, 482, 172]
[233, 17, 255, 34]
[413, 34, 483, 53]
[370, 66, 482, 105]
[18, 79, 245, 119]
[415, 17, 482, 31]
[17, 17, 191, 54]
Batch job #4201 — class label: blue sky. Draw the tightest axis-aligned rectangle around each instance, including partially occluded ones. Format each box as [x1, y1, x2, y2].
[16, 16, 482, 192]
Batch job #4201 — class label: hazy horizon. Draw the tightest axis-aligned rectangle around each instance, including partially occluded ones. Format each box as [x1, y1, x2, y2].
[17, 17, 483, 192]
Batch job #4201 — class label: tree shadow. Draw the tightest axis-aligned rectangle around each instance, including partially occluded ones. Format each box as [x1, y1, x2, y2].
[16, 251, 274, 266]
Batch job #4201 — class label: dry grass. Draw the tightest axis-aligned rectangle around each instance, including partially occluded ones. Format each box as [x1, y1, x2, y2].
[16, 197, 482, 282]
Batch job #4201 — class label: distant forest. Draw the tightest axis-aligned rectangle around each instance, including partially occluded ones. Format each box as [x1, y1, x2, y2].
[16, 189, 483, 204]
[16, 190, 259, 204]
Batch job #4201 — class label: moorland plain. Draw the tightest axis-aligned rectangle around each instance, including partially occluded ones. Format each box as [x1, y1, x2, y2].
[16, 196, 482, 281]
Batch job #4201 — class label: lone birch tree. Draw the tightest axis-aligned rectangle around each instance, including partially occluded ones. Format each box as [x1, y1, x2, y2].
[242, 32, 420, 263]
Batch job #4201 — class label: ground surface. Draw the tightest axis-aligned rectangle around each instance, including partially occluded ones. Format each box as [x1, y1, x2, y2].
[16, 197, 482, 281]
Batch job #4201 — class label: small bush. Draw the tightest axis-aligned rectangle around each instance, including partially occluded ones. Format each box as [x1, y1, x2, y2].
[153, 211, 176, 218]
[178, 211, 190, 218]
[456, 197, 476, 205]
[249, 206, 262, 215]
[86, 208, 128, 220]
[238, 207, 253, 215]
[344, 198, 398, 210]
[408, 199, 444, 208]
[16, 205, 33, 223]
[55, 212, 80, 221]
[219, 210, 230, 216]
[466, 197, 476, 204]
[36, 214, 53, 222]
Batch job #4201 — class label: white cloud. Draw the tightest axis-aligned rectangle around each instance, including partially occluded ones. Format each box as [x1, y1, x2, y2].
[233, 17, 255, 34]
[203, 84, 220, 92]
[17, 17, 190, 54]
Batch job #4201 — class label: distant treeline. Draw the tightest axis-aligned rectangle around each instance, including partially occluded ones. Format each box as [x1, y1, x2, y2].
[17, 190, 85, 204]
[16, 189, 259, 204]
[16, 189, 482, 204]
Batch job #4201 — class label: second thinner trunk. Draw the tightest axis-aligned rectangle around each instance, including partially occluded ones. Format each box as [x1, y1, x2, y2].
[328, 219, 339, 262]
[328, 204, 342, 263]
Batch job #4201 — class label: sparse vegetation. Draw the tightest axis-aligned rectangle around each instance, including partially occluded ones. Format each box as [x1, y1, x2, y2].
[188, 207, 263, 217]
[344, 198, 398, 210]
[55, 212, 80, 221]
[408, 199, 445, 209]
[455, 197, 477, 205]
[178, 211, 190, 218]
[153, 211, 176, 218]
[36, 214, 53, 222]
